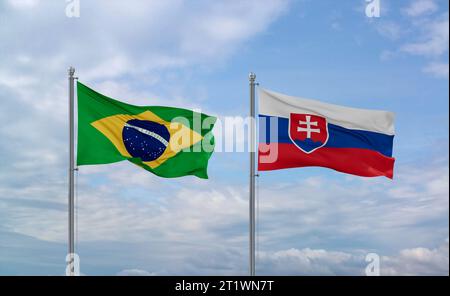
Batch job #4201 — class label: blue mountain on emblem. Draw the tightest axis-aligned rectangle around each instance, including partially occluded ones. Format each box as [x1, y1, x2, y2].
[293, 138, 324, 153]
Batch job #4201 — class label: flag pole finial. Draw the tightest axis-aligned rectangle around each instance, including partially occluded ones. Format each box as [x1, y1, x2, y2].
[68, 66, 75, 76]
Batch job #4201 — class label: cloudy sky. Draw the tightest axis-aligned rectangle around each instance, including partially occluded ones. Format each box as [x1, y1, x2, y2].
[0, 0, 448, 275]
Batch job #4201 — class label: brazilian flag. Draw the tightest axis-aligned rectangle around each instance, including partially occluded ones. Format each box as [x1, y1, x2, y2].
[77, 82, 216, 179]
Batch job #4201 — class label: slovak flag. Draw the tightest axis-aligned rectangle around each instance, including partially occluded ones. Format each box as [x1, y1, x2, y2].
[258, 89, 395, 179]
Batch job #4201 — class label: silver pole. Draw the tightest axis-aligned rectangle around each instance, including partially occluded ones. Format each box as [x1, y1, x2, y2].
[249, 72, 256, 276]
[68, 67, 75, 276]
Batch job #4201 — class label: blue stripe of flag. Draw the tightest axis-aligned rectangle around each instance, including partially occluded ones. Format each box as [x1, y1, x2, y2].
[259, 115, 394, 157]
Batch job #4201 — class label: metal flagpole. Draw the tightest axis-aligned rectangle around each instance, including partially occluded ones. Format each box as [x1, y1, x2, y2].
[249, 72, 257, 276]
[68, 67, 76, 276]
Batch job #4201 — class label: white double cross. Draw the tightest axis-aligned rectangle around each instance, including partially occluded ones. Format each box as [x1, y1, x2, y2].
[297, 115, 320, 139]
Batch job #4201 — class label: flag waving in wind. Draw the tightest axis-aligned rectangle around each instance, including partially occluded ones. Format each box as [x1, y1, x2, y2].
[77, 82, 216, 179]
[258, 89, 395, 179]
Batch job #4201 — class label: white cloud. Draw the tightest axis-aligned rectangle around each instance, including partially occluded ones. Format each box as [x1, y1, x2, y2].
[382, 239, 449, 275]
[7, 0, 40, 9]
[258, 248, 358, 275]
[0, 0, 289, 119]
[2, 0, 288, 77]
[403, 0, 438, 17]
[257, 239, 449, 275]
[401, 13, 449, 57]
[374, 3, 449, 79]
[423, 62, 449, 78]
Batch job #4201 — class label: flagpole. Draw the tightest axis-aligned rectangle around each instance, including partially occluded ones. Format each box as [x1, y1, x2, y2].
[249, 72, 257, 276]
[68, 67, 76, 276]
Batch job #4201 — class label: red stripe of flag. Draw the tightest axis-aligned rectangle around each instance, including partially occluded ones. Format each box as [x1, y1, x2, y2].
[258, 143, 395, 179]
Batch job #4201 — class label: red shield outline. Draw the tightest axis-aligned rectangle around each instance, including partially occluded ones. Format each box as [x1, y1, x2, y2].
[288, 113, 329, 154]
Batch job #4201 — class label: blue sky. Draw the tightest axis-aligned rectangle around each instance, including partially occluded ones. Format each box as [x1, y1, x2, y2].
[0, 0, 448, 275]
